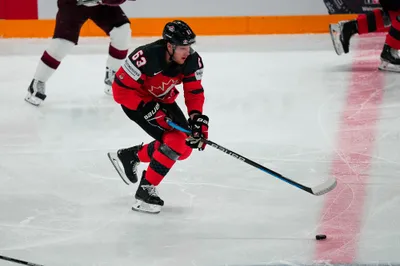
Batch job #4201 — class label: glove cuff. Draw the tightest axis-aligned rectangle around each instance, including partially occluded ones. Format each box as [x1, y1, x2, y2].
[189, 110, 202, 117]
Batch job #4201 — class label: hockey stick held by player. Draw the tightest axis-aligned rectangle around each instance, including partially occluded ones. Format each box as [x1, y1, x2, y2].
[329, 0, 400, 72]
[186, 113, 209, 150]
[167, 119, 337, 196]
[25, 0, 132, 106]
[107, 20, 208, 214]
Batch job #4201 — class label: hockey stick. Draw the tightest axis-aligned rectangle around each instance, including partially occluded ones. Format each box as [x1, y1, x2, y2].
[0, 255, 43, 266]
[166, 119, 337, 196]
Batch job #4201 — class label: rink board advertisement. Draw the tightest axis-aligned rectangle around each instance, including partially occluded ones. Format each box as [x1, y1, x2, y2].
[0, 0, 358, 37]
[323, 0, 381, 14]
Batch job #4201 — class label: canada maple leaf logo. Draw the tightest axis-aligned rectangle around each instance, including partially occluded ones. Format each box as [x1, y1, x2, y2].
[149, 79, 177, 98]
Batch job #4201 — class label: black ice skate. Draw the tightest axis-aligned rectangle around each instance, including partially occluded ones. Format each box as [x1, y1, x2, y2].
[379, 44, 400, 72]
[132, 171, 164, 214]
[329, 20, 358, 55]
[25, 79, 47, 106]
[104, 67, 115, 95]
[107, 143, 143, 185]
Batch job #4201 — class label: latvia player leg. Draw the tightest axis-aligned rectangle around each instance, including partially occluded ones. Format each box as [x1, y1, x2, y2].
[378, 0, 400, 72]
[90, 5, 131, 95]
[25, 0, 89, 106]
[329, 8, 390, 55]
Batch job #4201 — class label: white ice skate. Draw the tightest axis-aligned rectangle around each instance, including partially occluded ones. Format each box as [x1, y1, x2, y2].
[132, 197, 162, 214]
[104, 67, 115, 95]
[25, 79, 47, 106]
[329, 22, 345, 56]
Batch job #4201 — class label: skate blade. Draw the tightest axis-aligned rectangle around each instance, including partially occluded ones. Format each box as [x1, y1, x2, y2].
[329, 24, 344, 56]
[132, 199, 161, 214]
[24, 93, 42, 106]
[378, 60, 400, 73]
[104, 84, 113, 96]
[107, 152, 131, 185]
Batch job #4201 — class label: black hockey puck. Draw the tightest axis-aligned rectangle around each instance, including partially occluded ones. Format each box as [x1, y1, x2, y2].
[316, 234, 327, 240]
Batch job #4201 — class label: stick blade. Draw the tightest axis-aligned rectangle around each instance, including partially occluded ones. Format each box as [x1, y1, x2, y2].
[311, 177, 337, 196]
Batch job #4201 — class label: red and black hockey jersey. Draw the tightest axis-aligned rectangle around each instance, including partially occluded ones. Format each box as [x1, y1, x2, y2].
[112, 39, 205, 116]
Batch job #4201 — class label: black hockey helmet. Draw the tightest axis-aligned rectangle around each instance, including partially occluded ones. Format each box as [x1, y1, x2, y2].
[162, 20, 196, 46]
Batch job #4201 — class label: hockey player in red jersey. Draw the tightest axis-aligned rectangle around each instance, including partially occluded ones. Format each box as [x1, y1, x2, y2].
[107, 20, 208, 213]
[329, 0, 400, 72]
[25, 0, 132, 106]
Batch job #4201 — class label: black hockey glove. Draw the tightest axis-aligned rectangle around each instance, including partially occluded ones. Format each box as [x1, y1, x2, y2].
[187, 114, 209, 150]
[140, 101, 172, 131]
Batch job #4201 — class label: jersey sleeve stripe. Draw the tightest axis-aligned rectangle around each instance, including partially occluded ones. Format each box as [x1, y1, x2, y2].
[114, 77, 135, 90]
[189, 88, 204, 94]
[182, 76, 197, 83]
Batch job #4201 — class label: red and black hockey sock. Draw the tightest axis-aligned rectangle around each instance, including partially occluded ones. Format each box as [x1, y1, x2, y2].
[385, 11, 400, 50]
[41, 51, 61, 70]
[357, 9, 388, 34]
[139, 130, 194, 185]
[137, 139, 192, 163]
[137, 141, 160, 163]
[145, 144, 179, 186]
[109, 44, 128, 60]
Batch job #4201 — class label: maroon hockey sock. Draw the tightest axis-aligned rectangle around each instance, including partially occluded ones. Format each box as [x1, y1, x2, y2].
[108, 44, 128, 60]
[385, 10, 400, 49]
[41, 51, 61, 69]
[357, 9, 387, 34]
[137, 141, 160, 163]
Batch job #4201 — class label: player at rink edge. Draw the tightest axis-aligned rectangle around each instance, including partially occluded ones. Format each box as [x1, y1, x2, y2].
[329, 0, 400, 72]
[25, 0, 132, 106]
[108, 20, 209, 214]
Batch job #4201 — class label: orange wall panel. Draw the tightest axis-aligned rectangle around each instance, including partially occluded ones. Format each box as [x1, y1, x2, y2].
[0, 15, 359, 38]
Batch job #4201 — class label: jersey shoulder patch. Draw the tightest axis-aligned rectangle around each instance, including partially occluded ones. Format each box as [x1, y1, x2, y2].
[183, 52, 204, 80]
[123, 42, 164, 80]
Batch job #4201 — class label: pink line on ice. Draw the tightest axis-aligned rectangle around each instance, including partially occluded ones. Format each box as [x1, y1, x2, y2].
[315, 36, 385, 263]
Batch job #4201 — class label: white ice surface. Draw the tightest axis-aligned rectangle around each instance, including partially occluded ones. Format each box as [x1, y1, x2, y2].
[0, 34, 398, 266]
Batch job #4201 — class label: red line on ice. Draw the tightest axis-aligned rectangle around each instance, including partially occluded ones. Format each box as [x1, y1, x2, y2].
[315, 37, 385, 263]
